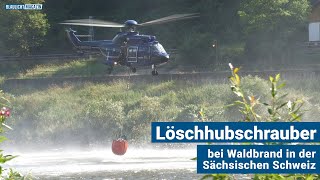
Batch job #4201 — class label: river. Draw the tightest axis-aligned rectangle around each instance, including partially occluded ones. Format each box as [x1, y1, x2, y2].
[6, 148, 202, 179]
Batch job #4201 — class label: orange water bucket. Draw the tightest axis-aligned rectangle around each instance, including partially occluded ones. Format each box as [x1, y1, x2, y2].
[112, 139, 128, 155]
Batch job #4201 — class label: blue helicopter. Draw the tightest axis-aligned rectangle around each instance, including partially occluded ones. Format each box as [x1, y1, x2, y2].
[60, 13, 199, 75]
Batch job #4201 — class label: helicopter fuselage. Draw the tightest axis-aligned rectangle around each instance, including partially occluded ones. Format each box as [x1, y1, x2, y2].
[66, 29, 169, 74]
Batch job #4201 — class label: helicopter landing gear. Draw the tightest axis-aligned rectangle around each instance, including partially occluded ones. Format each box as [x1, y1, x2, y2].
[107, 65, 114, 74]
[151, 64, 158, 76]
[152, 70, 158, 76]
[131, 67, 137, 73]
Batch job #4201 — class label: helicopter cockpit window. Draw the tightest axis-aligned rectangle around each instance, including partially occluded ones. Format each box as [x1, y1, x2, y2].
[138, 46, 149, 55]
[138, 46, 150, 61]
[152, 43, 166, 54]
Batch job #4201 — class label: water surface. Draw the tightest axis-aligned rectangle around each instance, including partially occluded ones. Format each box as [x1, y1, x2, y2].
[7, 148, 201, 179]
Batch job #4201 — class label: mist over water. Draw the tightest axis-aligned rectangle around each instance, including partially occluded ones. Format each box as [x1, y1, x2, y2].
[6, 147, 201, 179]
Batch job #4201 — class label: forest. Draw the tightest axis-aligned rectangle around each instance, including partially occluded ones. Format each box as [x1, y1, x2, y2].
[0, 0, 315, 68]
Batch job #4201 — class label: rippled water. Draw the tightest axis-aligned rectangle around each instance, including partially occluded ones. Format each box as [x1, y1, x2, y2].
[6, 148, 202, 179]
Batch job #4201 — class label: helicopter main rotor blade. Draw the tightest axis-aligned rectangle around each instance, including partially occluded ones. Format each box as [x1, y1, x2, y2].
[60, 19, 124, 28]
[139, 13, 199, 26]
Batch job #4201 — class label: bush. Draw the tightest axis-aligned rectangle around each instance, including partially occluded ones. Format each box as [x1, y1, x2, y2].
[0, 90, 27, 179]
[199, 64, 317, 179]
[6, 75, 320, 146]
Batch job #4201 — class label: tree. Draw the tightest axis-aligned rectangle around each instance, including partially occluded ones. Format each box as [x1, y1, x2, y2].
[238, 0, 310, 63]
[0, 0, 49, 55]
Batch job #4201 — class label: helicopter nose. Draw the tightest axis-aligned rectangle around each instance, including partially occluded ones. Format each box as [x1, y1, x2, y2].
[161, 54, 169, 63]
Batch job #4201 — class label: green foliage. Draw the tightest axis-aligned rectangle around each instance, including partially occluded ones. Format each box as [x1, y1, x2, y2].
[8, 75, 320, 146]
[5, 80, 228, 143]
[219, 43, 245, 64]
[266, 74, 304, 122]
[0, 90, 27, 179]
[253, 174, 286, 180]
[201, 174, 232, 180]
[0, 77, 5, 87]
[238, 0, 310, 62]
[239, 0, 310, 34]
[175, 104, 201, 122]
[254, 174, 320, 180]
[17, 60, 111, 78]
[195, 64, 320, 179]
[228, 65, 261, 121]
[201, 64, 316, 180]
[0, 0, 315, 65]
[228, 64, 304, 122]
[86, 99, 125, 133]
[0, 90, 11, 110]
[0, 0, 49, 55]
[179, 32, 215, 65]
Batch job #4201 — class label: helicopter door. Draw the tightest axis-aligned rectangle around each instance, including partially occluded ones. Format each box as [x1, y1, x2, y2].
[138, 46, 150, 63]
[127, 46, 138, 63]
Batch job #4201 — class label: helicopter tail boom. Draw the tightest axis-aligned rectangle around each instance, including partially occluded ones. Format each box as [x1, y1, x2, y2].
[66, 28, 82, 47]
[66, 28, 110, 53]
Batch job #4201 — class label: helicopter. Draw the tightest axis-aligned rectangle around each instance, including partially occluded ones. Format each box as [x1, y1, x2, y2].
[60, 13, 199, 75]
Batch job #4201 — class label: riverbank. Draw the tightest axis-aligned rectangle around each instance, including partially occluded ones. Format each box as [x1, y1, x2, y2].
[2, 75, 319, 148]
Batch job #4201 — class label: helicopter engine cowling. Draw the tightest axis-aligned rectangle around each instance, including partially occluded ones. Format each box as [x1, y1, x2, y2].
[124, 20, 138, 32]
